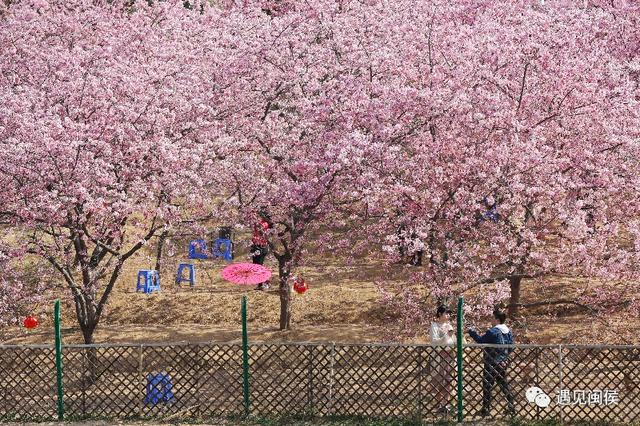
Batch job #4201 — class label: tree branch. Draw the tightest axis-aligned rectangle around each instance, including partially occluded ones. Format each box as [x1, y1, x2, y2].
[516, 62, 529, 111]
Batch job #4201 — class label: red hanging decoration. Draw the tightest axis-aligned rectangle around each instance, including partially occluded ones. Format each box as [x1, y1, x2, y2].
[23, 315, 39, 329]
[293, 278, 309, 294]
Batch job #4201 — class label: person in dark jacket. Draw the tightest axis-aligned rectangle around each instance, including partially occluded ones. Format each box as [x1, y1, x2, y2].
[252, 208, 272, 291]
[468, 309, 515, 417]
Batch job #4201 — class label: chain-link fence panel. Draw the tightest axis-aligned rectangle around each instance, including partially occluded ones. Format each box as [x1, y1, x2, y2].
[142, 343, 204, 418]
[248, 343, 331, 417]
[420, 346, 459, 421]
[0, 345, 57, 421]
[63, 345, 141, 419]
[141, 343, 244, 419]
[4, 341, 640, 424]
[247, 343, 460, 422]
[559, 346, 640, 424]
[196, 343, 244, 418]
[463, 344, 562, 423]
[328, 344, 422, 419]
[61, 343, 245, 420]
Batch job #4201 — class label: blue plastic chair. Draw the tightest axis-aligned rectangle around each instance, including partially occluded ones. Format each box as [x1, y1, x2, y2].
[212, 238, 233, 261]
[144, 373, 175, 405]
[136, 270, 160, 294]
[176, 263, 196, 287]
[188, 239, 209, 260]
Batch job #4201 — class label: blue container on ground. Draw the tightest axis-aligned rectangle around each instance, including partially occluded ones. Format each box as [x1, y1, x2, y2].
[212, 238, 233, 261]
[188, 239, 209, 260]
[144, 373, 175, 405]
[136, 270, 160, 294]
[176, 263, 196, 287]
[481, 206, 500, 222]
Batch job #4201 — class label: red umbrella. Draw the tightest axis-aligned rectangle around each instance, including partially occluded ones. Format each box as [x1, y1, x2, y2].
[221, 263, 272, 285]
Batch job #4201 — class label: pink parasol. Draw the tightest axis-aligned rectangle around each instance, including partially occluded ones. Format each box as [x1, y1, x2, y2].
[221, 263, 272, 285]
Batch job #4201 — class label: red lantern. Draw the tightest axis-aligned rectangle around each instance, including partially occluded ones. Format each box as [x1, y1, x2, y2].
[23, 315, 39, 329]
[293, 278, 309, 294]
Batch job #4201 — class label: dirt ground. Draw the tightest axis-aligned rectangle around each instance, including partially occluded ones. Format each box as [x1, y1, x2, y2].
[9, 419, 518, 426]
[1, 240, 639, 346]
[8, 422, 501, 426]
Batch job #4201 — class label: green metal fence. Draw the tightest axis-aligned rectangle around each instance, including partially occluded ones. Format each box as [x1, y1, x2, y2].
[1, 341, 639, 423]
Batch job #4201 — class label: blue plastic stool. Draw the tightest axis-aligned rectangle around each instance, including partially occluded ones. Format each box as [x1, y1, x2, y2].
[188, 239, 209, 260]
[144, 373, 175, 405]
[136, 270, 160, 294]
[176, 263, 196, 287]
[212, 238, 233, 261]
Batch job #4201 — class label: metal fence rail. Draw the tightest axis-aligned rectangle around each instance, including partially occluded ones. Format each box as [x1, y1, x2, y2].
[0, 342, 638, 423]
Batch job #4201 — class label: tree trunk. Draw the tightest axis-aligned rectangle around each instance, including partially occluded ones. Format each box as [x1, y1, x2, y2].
[278, 259, 292, 330]
[81, 323, 95, 345]
[79, 309, 98, 384]
[154, 229, 169, 272]
[74, 291, 98, 345]
[44, 221, 159, 386]
[508, 276, 522, 318]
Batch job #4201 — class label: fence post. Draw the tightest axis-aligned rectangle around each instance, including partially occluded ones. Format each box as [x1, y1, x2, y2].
[535, 347, 541, 420]
[329, 342, 335, 416]
[54, 299, 65, 421]
[558, 344, 564, 425]
[241, 295, 250, 417]
[416, 346, 423, 421]
[81, 346, 87, 417]
[195, 344, 202, 418]
[307, 345, 314, 416]
[138, 344, 144, 418]
[456, 296, 464, 423]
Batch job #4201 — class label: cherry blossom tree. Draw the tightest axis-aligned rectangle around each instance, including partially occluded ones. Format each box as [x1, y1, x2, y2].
[0, 245, 52, 327]
[0, 0, 232, 343]
[214, 1, 392, 330]
[367, 0, 640, 333]
[212, 0, 640, 332]
[214, 0, 469, 330]
[1, 0, 638, 340]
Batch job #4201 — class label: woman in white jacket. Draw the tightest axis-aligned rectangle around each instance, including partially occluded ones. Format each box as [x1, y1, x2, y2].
[431, 305, 455, 415]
